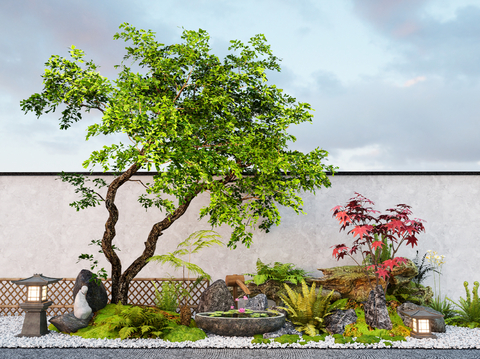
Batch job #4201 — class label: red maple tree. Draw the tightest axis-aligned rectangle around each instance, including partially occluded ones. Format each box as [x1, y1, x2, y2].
[331, 192, 425, 293]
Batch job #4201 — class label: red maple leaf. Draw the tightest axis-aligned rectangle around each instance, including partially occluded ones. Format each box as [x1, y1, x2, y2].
[382, 259, 398, 271]
[405, 235, 418, 248]
[350, 225, 372, 239]
[371, 241, 383, 251]
[334, 211, 351, 226]
[332, 245, 349, 259]
[376, 267, 390, 281]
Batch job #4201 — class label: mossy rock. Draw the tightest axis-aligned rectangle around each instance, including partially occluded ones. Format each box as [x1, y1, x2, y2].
[343, 306, 410, 338]
[162, 325, 206, 342]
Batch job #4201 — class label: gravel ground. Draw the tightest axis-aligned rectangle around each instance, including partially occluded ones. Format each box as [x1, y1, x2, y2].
[2, 315, 480, 349]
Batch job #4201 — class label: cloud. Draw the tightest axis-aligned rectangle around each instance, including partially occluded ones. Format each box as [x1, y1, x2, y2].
[403, 76, 426, 87]
[353, 1, 480, 80]
[286, 76, 480, 171]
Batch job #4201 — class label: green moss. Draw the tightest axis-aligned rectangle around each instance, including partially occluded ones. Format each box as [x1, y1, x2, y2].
[251, 334, 271, 344]
[48, 324, 60, 333]
[69, 303, 180, 340]
[162, 325, 206, 342]
[343, 306, 410, 339]
[274, 334, 301, 344]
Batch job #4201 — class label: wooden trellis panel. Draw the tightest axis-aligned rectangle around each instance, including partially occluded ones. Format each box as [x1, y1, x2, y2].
[0, 278, 208, 316]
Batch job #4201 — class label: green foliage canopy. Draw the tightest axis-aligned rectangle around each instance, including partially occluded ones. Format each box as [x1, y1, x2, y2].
[21, 23, 335, 248]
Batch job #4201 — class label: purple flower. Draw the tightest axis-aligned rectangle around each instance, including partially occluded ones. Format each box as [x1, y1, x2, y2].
[238, 308, 246, 313]
[230, 306, 234, 309]
[243, 296, 248, 300]
[235, 298, 239, 301]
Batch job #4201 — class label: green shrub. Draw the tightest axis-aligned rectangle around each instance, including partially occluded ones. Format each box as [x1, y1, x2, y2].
[72, 303, 174, 340]
[245, 259, 309, 285]
[447, 281, 480, 327]
[153, 280, 179, 312]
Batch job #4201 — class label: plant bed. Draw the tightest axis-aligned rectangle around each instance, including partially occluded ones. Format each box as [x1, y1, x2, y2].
[195, 310, 285, 336]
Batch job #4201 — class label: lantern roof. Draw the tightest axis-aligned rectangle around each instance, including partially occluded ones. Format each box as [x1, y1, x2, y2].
[11, 274, 62, 287]
[399, 308, 444, 319]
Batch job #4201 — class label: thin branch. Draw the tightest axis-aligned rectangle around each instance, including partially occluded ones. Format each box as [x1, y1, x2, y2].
[173, 68, 194, 103]
[128, 179, 148, 189]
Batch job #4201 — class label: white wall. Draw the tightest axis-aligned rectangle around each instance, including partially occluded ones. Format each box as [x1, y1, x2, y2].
[0, 173, 477, 302]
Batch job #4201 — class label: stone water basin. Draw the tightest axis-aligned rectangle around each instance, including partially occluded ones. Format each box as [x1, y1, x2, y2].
[195, 310, 285, 337]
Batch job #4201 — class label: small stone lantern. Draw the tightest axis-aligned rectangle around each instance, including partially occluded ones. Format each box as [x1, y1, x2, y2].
[398, 308, 444, 339]
[12, 274, 62, 337]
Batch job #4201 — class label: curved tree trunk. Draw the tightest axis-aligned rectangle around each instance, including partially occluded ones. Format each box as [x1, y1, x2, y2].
[101, 163, 140, 304]
[102, 161, 207, 304]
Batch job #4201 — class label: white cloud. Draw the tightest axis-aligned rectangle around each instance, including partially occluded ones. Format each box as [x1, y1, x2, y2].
[403, 76, 426, 87]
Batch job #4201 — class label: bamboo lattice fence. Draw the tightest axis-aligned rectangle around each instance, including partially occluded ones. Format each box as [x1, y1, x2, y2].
[0, 278, 209, 316]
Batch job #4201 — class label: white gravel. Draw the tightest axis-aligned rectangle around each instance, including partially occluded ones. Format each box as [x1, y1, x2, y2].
[1, 315, 480, 349]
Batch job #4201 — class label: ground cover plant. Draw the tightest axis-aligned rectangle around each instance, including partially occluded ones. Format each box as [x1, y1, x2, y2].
[21, 23, 336, 304]
[50, 303, 206, 341]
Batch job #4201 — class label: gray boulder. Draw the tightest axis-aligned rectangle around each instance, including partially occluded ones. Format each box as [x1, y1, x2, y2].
[197, 279, 235, 313]
[49, 312, 93, 334]
[263, 321, 302, 339]
[364, 285, 392, 330]
[325, 308, 358, 334]
[397, 302, 446, 333]
[72, 269, 108, 313]
[246, 294, 268, 311]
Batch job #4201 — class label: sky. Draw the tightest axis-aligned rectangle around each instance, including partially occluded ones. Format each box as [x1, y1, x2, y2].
[2, 0, 480, 172]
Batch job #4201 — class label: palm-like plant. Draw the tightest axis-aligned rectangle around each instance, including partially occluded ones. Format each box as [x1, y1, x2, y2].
[147, 230, 223, 325]
[447, 281, 480, 327]
[278, 280, 344, 336]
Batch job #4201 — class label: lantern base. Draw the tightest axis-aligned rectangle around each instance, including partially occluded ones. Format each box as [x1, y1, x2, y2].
[16, 301, 53, 337]
[410, 332, 437, 339]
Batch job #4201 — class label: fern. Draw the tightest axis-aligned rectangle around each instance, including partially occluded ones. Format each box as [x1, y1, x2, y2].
[245, 259, 309, 285]
[96, 303, 169, 339]
[278, 280, 336, 336]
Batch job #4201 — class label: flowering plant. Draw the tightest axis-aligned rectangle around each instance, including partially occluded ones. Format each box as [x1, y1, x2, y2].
[331, 193, 425, 293]
[425, 250, 445, 299]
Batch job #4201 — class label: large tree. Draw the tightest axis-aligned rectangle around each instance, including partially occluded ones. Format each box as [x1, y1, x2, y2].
[21, 23, 336, 304]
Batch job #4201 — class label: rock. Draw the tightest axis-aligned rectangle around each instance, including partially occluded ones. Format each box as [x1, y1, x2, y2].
[364, 285, 392, 330]
[263, 321, 302, 339]
[324, 309, 358, 334]
[397, 302, 446, 333]
[246, 294, 268, 311]
[74, 286, 92, 320]
[49, 312, 93, 334]
[315, 287, 342, 302]
[197, 279, 235, 313]
[313, 260, 418, 302]
[72, 269, 108, 313]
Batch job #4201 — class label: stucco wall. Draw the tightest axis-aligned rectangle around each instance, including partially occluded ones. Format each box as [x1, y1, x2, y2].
[0, 173, 478, 302]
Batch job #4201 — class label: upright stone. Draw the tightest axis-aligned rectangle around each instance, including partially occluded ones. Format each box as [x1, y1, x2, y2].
[72, 269, 108, 312]
[246, 294, 268, 311]
[364, 285, 392, 330]
[197, 279, 235, 313]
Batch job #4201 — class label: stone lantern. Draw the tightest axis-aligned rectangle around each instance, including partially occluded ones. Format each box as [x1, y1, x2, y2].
[12, 274, 62, 337]
[398, 308, 444, 339]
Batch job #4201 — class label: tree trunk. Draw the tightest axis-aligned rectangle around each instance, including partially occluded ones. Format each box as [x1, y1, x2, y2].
[103, 166, 206, 304]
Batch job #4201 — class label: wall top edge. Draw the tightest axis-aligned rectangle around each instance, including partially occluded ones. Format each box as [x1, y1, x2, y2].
[1, 171, 480, 176]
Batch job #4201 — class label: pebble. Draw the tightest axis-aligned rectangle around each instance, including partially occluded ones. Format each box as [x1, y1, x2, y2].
[1, 315, 479, 349]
